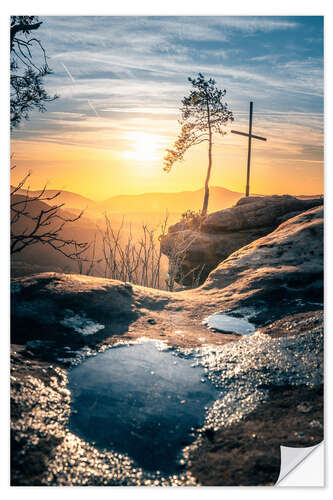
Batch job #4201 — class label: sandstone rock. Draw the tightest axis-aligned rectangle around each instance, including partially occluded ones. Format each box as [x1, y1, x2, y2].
[160, 227, 269, 287]
[10, 272, 175, 346]
[11, 273, 139, 345]
[197, 206, 323, 312]
[11, 204, 323, 348]
[160, 195, 323, 286]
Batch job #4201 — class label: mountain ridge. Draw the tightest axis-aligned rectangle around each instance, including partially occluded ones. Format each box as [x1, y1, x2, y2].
[11, 185, 323, 215]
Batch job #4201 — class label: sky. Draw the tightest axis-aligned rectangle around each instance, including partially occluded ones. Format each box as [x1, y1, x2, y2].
[11, 16, 324, 200]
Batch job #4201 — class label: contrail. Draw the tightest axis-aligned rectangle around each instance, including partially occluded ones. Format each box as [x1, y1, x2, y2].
[60, 61, 99, 117]
[61, 62, 75, 83]
[88, 100, 99, 117]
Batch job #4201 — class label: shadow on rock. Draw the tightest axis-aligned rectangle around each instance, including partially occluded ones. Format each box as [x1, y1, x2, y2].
[11, 273, 139, 352]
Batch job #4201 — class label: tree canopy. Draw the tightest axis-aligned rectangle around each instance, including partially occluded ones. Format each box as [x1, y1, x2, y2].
[164, 73, 233, 215]
[10, 16, 58, 129]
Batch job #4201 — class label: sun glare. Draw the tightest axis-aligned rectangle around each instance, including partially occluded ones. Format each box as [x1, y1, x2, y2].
[124, 132, 162, 161]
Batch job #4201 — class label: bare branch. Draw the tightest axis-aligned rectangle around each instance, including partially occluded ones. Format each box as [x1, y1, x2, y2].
[11, 171, 90, 263]
[10, 20, 43, 50]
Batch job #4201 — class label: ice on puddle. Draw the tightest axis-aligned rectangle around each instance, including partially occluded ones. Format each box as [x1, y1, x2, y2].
[60, 310, 105, 336]
[203, 312, 256, 335]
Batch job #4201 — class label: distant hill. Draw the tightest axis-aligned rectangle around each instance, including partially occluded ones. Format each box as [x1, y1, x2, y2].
[98, 187, 245, 214]
[11, 187, 98, 213]
[12, 186, 246, 215]
[12, 185, 323, 217]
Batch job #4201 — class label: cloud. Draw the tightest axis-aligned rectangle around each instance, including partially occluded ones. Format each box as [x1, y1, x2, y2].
[12, 15, 323, 164]
[101, 107, 178, 115]
[213, 17, 299, 32]
[250, 55, 278, 62]
[301, 144, 324, 161]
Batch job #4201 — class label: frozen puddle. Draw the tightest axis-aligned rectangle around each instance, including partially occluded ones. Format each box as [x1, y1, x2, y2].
[68, 341, 219, 474]
[203, 312, 256, 335]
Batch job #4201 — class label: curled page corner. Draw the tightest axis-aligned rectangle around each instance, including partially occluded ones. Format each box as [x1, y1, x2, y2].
[275, 442, 323, 486]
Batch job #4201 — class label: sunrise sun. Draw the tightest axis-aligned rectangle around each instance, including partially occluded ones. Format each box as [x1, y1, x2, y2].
[124, 131, 162, 161]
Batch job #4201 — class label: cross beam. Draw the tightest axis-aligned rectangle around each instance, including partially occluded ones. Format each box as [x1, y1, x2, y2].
[231, 130, 266, 142]
[231, 101, 267, 197]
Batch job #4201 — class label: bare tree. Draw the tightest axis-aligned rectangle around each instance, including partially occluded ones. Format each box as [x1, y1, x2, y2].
[10, 16, 58, 129]
[98, 214, 167, 289]
[164, 73, 233, 216]
[11, 168, 89, 260]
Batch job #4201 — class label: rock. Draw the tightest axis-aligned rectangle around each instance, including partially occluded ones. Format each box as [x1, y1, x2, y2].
[10, 272, 176, 348]
[10, 206, 323, 347]
[10, 273, 139, 345]
[160, 195, 323, 286]
[10, 197, 324, 486]
[196, 206, 323, 318]
[202, 195, 322, 232]
[189, 383, 323, 486]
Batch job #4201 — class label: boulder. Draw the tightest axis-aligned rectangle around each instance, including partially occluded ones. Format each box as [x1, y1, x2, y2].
[197, 206, 323, 315]
[10, 272, 174, 347]
[160, 195, 323, 286]
[11, 273, 139, 345]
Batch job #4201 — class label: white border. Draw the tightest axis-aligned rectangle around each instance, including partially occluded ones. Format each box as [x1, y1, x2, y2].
[1, 2, 331, 498]
[278, 442, 325, 487]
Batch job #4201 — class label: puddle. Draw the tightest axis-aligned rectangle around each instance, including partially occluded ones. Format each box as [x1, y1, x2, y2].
[203, 312, 256, 335]
[68, 341, 219, 474]
[19, 314, 322, 486]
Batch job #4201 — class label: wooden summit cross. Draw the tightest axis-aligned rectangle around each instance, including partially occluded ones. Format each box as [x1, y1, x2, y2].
[231, 101, 267, 197]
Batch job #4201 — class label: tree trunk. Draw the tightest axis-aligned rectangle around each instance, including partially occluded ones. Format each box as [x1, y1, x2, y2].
[202, 120, 212, 217]
[202, 98, 213, 217]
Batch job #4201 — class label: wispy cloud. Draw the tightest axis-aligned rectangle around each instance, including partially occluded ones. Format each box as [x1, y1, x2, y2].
[213, 17, 299, 32]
